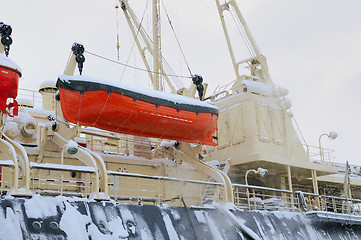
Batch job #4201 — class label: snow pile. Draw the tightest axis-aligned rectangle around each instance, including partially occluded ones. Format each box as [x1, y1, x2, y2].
[60, 201, 129, 239]
[58, 74, 218, 110]
[264, 197, 287, 211]
[0, 52, 22, 74]
[0, 194, 359, 239]
[24, 194, 59, 218]
[241, 80, 272, 96]
[0, 207, 23, 239]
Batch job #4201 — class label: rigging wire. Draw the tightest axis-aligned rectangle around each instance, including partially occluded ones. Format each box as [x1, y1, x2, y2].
[161, 57, 184, 89]
[156, 0, 185, 90]
[160, 0, 193, 77]
[118, 0, 189, 90]
[63, 50, 74, 74]
[84, 50, 192, 79]
[200, 0, 219, 16]
[119, 0, 150, 82]
[229, 6, 255, 57]
[289, 109, 308, 146]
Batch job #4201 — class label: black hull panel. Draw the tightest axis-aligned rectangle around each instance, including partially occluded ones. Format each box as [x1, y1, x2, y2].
[0, 196, 360, 239]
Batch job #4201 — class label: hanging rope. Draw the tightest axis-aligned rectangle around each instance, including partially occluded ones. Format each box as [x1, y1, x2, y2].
[84, 50, 192, 79]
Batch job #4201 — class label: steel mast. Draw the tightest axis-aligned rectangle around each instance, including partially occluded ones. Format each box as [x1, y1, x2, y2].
[215, 0, 273, 87]
[152, 0, 162, 91]
[119, 0, 175, 92]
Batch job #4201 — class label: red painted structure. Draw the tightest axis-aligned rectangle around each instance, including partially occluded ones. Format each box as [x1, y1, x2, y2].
[57, 76, 218, 146]
[0, 55, 21, 117]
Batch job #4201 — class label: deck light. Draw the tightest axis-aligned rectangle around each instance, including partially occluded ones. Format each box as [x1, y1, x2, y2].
[65, 140, 78, 155]
[328, 131, 338, 140]
[245, 168, 268, 184]
[257, 167, 268, 177]
[319, 131, 337, 162]
[245, 167, 268, 210]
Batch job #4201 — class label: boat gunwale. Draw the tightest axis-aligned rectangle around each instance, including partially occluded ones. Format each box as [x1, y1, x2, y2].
[0, 65, 22, 78]
[56, 77, 218, 115]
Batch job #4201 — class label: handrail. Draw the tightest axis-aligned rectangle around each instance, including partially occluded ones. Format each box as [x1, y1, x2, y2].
[108, 170, 224, 186]
[234, 183, 361, 203]
[302, 143, 336, 162]
[172, 145, 234, 203]
[233, 183, 361, 215]
[2, 134, 31, 194]
[2, 153, 361, 212]
[233, 183, 293, 194]
[51, 132, 103, 199]
[0, 138, 19, 191]
[30, 162, 95, 173]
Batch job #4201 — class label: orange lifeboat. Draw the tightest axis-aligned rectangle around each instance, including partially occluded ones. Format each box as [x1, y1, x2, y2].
[0, 53, 21, 117]
[56, 75, 218, 146]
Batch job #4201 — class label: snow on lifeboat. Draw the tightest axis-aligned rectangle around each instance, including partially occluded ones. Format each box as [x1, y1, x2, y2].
[0, 53, 21, 117]
[56, 75, 218, 146]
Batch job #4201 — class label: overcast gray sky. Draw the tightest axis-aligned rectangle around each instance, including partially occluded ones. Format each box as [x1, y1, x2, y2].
[1, 0, 361, 164]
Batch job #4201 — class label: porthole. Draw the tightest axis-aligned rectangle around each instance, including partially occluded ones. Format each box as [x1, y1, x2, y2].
[50, 221, 59, 230]
[32, 221, 42, 230]
[70, 171, 77, 178]
[99, 221, 107, 230]
[179, 224, 185, 231]
[127, 222, 134, 229]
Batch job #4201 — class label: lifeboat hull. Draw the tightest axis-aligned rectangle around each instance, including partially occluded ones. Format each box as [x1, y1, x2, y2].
[56, 75, 218, 146]
[0, 54, 21, 116]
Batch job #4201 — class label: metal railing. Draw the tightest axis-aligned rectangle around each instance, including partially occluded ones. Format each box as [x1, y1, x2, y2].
[208, 80, 235, 102]
[29, 163, 95, 197]
[0, 160, 224, 206]
[0, 161, 14, 195]
[3, 157, 361, 216]
[82, 128, 162, 158]
[0, 160, 96, 197]
[303, 144, 335, 162]
[234, 183, 361, 215]
[17, 88, 43, 108]
[108, 171, 224, 206]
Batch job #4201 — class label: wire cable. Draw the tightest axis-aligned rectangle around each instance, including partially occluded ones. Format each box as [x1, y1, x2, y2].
[84, 50, 192, 79]
[289, 109, 308, 146]
[229, 6, 255, 57]
[161, 0, 193, 77]
[119, 0, 150, 82]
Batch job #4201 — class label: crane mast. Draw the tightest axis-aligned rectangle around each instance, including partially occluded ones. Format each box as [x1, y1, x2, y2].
[119, 0, 176, 92]
[215, 0, 273, 87]
[152, 0, 162, 91]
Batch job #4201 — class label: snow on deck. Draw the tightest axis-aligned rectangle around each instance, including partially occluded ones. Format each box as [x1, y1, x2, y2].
[0, 195, 360, 239]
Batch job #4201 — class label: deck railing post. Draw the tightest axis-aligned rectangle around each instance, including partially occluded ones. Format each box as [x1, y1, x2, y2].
[136, 177, 140, 203]
[235, 187, 239, 207]
[246, 187, 251, 210]
[157, 178, 161, 205]
[179, 181, 183, 207]
[252, 189, 256, 209]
